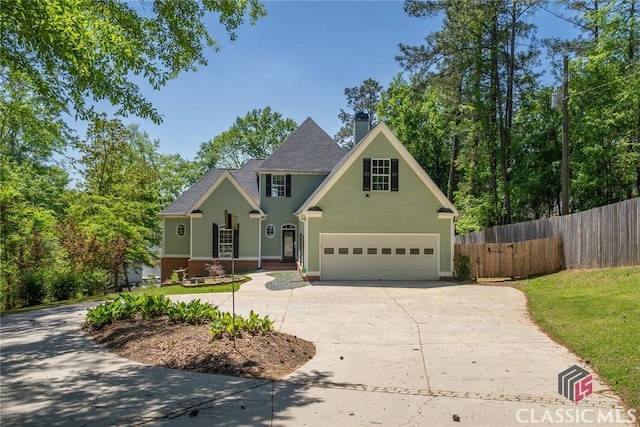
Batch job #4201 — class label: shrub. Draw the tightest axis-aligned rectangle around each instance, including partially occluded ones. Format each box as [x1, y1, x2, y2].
[139, 294, 173, 319]
[455, 254, 472, 281]
[48, 271, 81, 301]
[81, 269, 110, 296]
[167, 271, 180, 284]
[85, 294, 214, 330]
[210, 310, 274, 340]
[18, 273, 46, 307]
[168, 299, 219, 325]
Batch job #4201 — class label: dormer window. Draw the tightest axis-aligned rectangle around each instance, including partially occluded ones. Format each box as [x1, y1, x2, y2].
[363, 158, 398, 192]
[266, 174, 292, 198]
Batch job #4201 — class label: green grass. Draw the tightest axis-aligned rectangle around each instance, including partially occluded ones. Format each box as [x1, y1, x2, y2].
[511, 266, 640, 410]
[1, 282, 243, 316]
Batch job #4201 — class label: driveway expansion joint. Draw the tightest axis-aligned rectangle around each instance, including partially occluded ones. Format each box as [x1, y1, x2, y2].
[283, 379, 623, 408]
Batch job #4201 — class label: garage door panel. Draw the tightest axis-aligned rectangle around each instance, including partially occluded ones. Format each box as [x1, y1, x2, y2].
[321, 234, 438, 280]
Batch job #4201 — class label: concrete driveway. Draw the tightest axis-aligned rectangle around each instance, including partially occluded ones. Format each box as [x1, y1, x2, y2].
[0, 273, 633, 426]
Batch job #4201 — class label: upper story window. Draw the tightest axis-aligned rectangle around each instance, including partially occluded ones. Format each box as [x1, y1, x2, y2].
[266, 174, 291, 198]
[363, 158, 399, 192]
[271, 174, 285, 197]
[176, 223, 186, 237]
[371, 159, 390, 191]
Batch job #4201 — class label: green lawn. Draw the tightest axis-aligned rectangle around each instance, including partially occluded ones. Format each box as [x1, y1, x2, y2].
[511, 266, 640, 410]
[1, 282, 243, 316]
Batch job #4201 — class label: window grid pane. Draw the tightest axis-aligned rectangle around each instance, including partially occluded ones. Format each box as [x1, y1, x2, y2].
[271, 174, 285, 197]
[219, 229, 233, 258]
[371, 159, 390, 191]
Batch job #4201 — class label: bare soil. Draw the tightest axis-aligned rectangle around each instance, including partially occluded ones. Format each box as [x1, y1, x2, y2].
[88, 318, 316, 380]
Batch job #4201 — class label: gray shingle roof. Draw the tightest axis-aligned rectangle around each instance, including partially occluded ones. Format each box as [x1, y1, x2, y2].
[162, 118, 345, 215]
[161, 159, 266, 215]
[232, 158, 264, 203]
[161, 169, 227, 215]
[258, 117, 345, 172]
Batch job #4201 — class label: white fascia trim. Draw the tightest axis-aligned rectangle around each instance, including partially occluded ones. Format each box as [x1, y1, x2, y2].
[438, 212, 456, 219]
[189, 213, 203, 219]
[257, 170, 330, 176]
[192, 170, 263, 214]
[295, 123, 458, 216]
[249, 213, 264, 219]
[162, 254, 190, 258]
[160, 214, 190, 218]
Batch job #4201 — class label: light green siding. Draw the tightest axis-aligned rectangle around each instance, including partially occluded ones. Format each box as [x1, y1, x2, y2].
[261, 173, 327, 258]
[163, 217, 190, 256]
[191, 178, 260, 259]
[306, 133, 453, 273]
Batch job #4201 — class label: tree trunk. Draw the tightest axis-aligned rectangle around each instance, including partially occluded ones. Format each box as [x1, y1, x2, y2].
[447, 84, 462, 201]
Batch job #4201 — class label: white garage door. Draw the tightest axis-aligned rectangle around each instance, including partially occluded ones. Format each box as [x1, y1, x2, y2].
[320, 233, 439, 280]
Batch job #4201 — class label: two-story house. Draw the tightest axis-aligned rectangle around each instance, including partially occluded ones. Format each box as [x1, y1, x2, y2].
[160, 115, 458, 282]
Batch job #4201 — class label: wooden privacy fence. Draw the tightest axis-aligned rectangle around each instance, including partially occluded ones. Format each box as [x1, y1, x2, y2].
[455, 236, 564, 279]
[455, 198, 639, 269]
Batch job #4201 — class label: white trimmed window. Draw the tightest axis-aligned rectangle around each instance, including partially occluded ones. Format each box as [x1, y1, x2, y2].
[266, 224, 276, 238]
[271, 174, 285, 197]
[371, 159, 390, 191]
[176, 223, 186, 237]
[219, 228, 233, 258]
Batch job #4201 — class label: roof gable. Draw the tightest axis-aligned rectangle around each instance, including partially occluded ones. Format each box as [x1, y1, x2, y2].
[295, 122, 459, 216]
[160, 167, 262, 216]
[258, 117, 345, 173]
[161, 169, 226, 215]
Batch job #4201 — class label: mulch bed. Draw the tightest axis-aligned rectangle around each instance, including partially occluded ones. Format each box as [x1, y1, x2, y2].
[88, 318, 316, 380]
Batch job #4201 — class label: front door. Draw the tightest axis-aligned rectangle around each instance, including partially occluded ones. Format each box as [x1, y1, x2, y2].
[282, 230, 295, 262]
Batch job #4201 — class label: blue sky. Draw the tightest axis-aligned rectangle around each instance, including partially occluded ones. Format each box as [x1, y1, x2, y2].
[86, 1, 577, 161]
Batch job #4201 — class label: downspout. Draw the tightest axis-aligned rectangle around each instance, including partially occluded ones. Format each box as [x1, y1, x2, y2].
[258, 214, 266, 269]
[451, 215, 459, 278]
[299, 213, 308, 278]
[161, 216, 166, 257]
[189, 216, 193, 260]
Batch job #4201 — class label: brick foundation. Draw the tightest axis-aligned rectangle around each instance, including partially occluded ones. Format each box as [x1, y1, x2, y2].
[161, 257, 189, 282]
